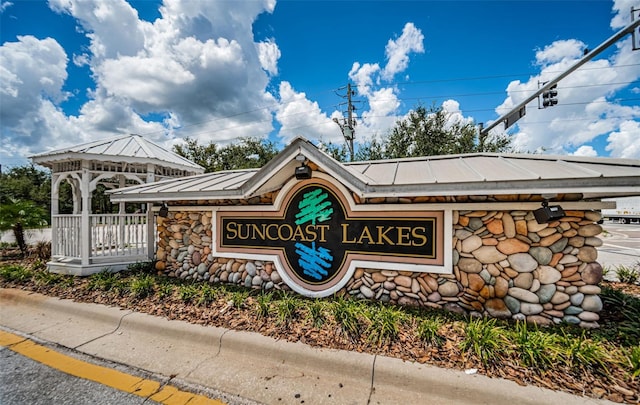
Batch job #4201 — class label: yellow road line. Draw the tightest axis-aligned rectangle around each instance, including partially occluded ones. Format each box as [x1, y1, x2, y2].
[0, 330, 224, 405]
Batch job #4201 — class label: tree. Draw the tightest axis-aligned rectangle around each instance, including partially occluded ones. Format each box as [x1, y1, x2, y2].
[0, 165, 51, 207]
[354, 104, 512, 161]
[0, 199, 48, 256]
[173, 138, 219, 172]
[319, 142, 349, 162]
[0, 164, 74, 218]
[173, 137, 279, 172]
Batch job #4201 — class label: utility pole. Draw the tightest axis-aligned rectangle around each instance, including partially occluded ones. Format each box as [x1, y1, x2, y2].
[333, 83, 358, 161]
[480, 7, 640, 137]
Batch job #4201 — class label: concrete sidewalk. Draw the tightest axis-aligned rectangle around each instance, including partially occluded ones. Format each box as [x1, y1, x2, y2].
[0, 288, 614, 405]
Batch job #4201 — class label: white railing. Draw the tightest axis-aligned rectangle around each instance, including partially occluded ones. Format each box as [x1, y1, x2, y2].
[90, 214, 148, 258]
[52, 215, 81, 259]
[52, 213, 149, 261]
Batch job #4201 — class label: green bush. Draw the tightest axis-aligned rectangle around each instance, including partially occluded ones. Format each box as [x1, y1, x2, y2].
[275, 292, 299, 325]
[330, 296, 363, 338]
[460, 318, 509, 366]
[34, 241, 51, 261]
[87, 270, 125, 293]
[416, 317, 446, 347]
[127, 261, 155, 274]
[306, 300, 327, 328]
[129, 274, 155, 299]
[558, 331, 609, 373]
[510, 321, 559, 369]
[196, 284, 217, 306]
[255, 292, 273, 319]
[615, 265, 639, 284]
[365, 304, 404, 347]
[601, 286, 640, 346]
[0, 264, 33, 282]
[177, 284, 199, 303]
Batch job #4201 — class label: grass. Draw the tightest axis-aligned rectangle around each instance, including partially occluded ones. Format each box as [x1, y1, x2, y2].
[600, 285, 640, 346]
[331, 295, 363, 338]
[129, 274, 155, 299]
[255, 291, 273, 319]
[510, 321, 558, 370]
[177, 284, 199, 303]
[365, 303, 404, 347]
[0, 264, 33, 282]
[305, 300, 327, 328]
[274, 292, 299, 325]
[622, 345, 640, 380]
[416, 316, 446, 347]
[196, 283, 217, 306]
[459, 317, 508, 366]
[557, 330, 609, 373]
[615, 265, 640, 284]
[228, 289, 250, 309]
[87, 270, 126, 293]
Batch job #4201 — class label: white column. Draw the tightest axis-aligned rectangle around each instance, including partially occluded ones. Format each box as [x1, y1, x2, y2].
[81, 161, 91, 266]
[146, 163, 156, 260]
[51, 174, 59, 259]
[118, 175, 126, 252]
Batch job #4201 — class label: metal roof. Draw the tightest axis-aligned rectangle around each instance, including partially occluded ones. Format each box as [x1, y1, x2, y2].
[347, 153, 640, 185]
[30, 134, 204, 173]
[109, 137, 640, 203]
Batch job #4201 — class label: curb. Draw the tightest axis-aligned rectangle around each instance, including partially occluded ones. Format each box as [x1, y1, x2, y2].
[0, 288, 616, 405]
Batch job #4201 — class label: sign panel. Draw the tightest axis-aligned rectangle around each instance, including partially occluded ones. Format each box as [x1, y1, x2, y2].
[216, 178, 444, 296]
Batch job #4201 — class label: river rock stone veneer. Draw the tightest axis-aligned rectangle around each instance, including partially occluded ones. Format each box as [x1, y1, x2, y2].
[154, 206, 604, 328]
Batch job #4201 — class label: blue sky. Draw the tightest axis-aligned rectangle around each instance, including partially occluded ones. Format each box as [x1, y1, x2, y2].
[1, 0, 639, 169]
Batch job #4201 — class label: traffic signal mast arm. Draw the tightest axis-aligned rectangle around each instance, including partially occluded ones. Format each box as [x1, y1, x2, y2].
[480, 14, 640, 137]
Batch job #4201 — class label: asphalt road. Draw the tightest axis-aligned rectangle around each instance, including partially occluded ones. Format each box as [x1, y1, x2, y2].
[0, 346, 156, 405]
[599, 221, 640, 272]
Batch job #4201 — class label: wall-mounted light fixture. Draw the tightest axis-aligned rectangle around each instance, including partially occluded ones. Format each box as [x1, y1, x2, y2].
[533, 196, 565, 224]
[294, 153, 312, 180]
[158, 202, 169, 218]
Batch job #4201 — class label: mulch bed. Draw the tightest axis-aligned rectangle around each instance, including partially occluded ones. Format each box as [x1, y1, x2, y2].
[1, 257, 639, 403]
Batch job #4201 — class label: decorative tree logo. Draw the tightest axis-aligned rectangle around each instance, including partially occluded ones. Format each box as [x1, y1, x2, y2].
[293, 188, 334, 280]
[295, 188, 333, 225]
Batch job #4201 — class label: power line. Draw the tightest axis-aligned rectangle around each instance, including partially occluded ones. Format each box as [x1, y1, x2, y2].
[333, 83, 361, 161]
[139, 62, 640, 139]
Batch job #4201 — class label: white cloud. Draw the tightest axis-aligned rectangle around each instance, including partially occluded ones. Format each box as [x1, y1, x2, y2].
[572, 145, 598, 157]
[275, 81, 338, 144]
[0, 1, 13, 13]
[0, 35, 68, 148]
[346, 23, 425, 142]
[492, 15, 640, 157]
[381, 23, 424, 81]
[606, 120, 640, 158]
[610, 0, 637, 29]
[257, 39, 280, 76]
[1, 0, 281, 158]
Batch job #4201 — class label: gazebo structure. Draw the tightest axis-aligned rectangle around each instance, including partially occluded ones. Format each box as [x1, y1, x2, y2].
[30, 134, 204, 275]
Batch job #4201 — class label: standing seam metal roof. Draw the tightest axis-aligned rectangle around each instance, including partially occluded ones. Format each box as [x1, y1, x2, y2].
[30, 134, 204, 172]
[108, 138, 640, 202]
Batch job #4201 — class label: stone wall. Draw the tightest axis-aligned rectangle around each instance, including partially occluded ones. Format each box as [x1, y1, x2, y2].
[154, 208, 604, 327]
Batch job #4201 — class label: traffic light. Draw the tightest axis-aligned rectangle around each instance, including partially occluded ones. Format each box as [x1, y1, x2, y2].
[542, 84, 558, 108]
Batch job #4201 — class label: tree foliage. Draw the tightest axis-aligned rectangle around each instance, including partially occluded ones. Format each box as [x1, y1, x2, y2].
[0, 165, 51, 207]
[0, 199, 48, 255]
[173, 137, 279, 172]
[1, 165, 77, 217]
[348, 104, 512, 162]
